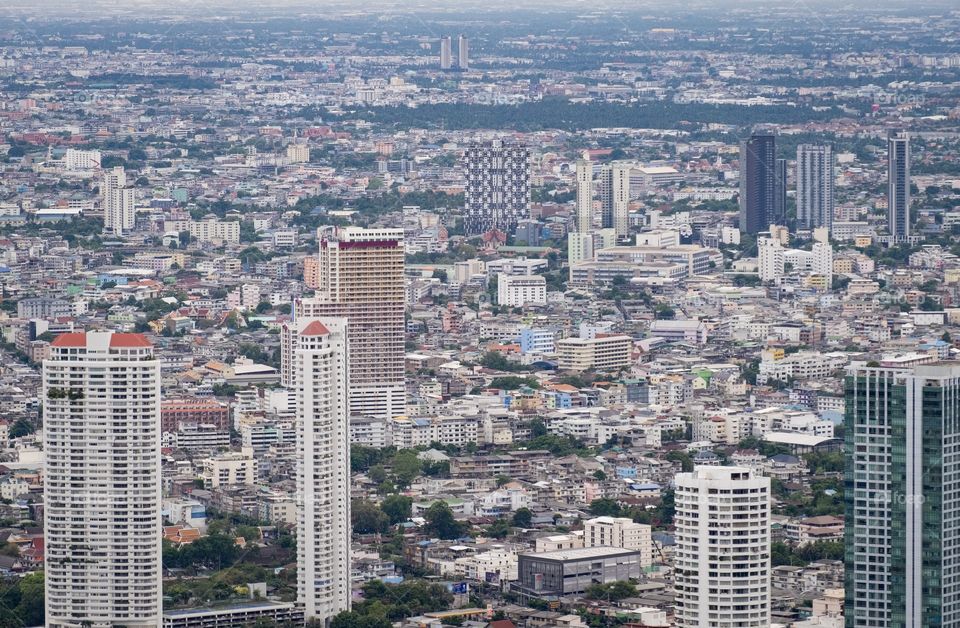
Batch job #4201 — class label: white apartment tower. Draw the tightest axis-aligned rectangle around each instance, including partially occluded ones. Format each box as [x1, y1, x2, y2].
[674, 466, 771, 628]
[284, 227, 405, 418]
[599, 163, 631, 239]
[796, 144, 835, 230]
[294, 318, 351, 625]
[43, 332, 162, 628]
[457, 34, 469, 70]
[575, 155, 593, 232]
[102, 166, 135, 236]
[440, 36, 452, 69]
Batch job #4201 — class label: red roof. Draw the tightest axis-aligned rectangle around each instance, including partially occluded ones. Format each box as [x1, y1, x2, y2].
[301, 320, 330, 336]
[50, 332, 86, 347]
[50, 332, 152, 348]
[110, 334, 152, 348]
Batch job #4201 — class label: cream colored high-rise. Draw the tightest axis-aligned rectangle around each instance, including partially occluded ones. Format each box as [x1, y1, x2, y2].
[102, 166, 135, 236]
[293, 317, 350, 625]
[285, 227, 405, 418]
[674, 466, 771, 628]
[600, 163, 631, 239]
[575, 155, 593, 232]
[43, 331, 161, 628]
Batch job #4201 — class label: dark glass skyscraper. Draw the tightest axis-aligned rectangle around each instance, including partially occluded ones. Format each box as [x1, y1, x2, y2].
[845, 361, 960, 628]
[739, 134, 777, 235]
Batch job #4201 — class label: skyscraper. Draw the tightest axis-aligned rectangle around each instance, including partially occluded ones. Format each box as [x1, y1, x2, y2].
[457, 34, 469, 70]
[797, 144, 835, 230]
[674, 466, 771, 628]
[887, 131, 910, 240]
[440, 36, 452, 70]
[43, 331, 161, 628]
[844, 361, 960, 627]
[463, 140, 531, 235]
[294, 317, 351, 625]
[284, 227, 405, 418]
[575, 155, 593, 233]
[739, 134, 777, 235]
[599, 163, 631, 239]
[103, 165, 135, 236]
[774, 157, 788, 225]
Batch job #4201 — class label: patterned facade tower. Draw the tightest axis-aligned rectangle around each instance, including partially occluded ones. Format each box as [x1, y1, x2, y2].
[463, 140, 530, 235]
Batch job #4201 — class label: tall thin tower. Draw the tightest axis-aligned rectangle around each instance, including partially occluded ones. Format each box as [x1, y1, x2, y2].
[887, 131, 910, 240]
[284, 227, 405, 419]
[575, 154, 593, 232]
[102, 165, 135, 236]
[796, 144, 835, 230]
[43, 331, 162, 628]
[294, 317, 351, 625]
[674, 466, 771, 628]
[599, 163, 631, 239]
[457, 34, 469, 70]
[739, 134, 777, 235]
[440, 36, 452, 70]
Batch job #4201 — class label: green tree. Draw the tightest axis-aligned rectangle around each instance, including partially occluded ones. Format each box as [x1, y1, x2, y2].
[588, 498, 621, 517]
[352, 500, 390, 534]
[391, 450, 421, 488]
[381, 494, 413, 525]
[423, 501, 464, 540]
[512, 507, 533, 528]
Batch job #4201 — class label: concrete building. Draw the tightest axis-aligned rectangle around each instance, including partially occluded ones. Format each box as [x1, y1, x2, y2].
[583, 516, 653, 568]
[163, 601, 304, 628]
[294, 318, 351, 624]
[440, 36, 452, 69]
[674, 466, 771, 628]
[887, 131, 911, 240]
[463, 140, 530, 235]
[797, 144, 835, 230]
[457, 34, 469, 70]
[575, 155, 593, 233]
[287, 227, 405, 418]
[497, 274, 546, 307]
[557, 335, 632, 371]
[512, 547, 644, 601]
[103, 166, 135, 236]
[200, 450, 256, 487]
[599, 163, 631, 239]
[43, 332, 162, 627]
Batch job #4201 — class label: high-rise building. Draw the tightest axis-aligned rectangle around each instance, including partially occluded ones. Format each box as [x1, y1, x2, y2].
[575, 155, 593, 233]
[103, 165, 135, 236]
[844, 361, 960, 627]
[599, 163, 631, 239]
[739, 134, 777, 235]
[284, 227, 405, 418]
[797, 144, 835, 230]
[440, 36, 452, 70]
[774, 157, 788, 225]
[463, 140, 530, 235]
[43, 331, 162, 628]
[293, 317, 351, 625]
[457, 34, 469, 70]
[674, 466, 771, 628]
[887, 131, 910, 240]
